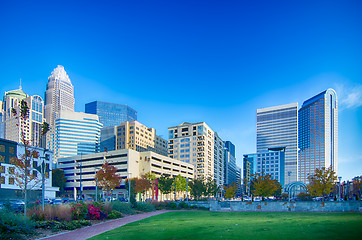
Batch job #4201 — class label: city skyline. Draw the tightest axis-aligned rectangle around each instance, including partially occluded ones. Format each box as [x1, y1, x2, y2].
[0, 1, 361, 181]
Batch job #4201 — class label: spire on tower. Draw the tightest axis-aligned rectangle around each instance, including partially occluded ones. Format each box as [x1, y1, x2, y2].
[19, 78, 22, 90]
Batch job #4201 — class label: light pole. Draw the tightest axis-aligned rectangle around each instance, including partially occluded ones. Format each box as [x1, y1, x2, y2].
[128, 173, 132, 204]
[77, 158, 83, 201]
[38, 152, 49, 211]
[287, 171, 292, 202]
[338, 176, 342, 201]
[186, 178, 189, 203]
[94, 167, 100, 202]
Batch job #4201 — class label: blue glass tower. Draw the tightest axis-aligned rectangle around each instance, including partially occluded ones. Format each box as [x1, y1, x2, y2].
[85, 101, 137, 127]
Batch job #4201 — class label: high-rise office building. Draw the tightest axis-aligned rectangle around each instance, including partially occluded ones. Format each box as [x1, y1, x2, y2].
[256, 103, 298, 185]
[168, 122, 224, 185]
[44, 66, 75, 153]
[243, 153, 257, 195]
[44, 65, 75, 127]
[256, 147, 286, 187]
[298, 89, 338, 183]
[115, 121, 168, 156]
[2, 87, 45, 147]
[54, 111, 102, 161]
[224, 141, 237, 186]
[214, 133, 225, 186]
[2, 87, 29, 143]
[85, 101, 137, 128]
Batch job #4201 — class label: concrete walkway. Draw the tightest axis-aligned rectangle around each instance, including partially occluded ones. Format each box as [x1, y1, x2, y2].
[38, 210, 170, 240]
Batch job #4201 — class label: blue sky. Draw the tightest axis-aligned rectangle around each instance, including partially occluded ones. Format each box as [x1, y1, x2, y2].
[0, 1, 361, 181]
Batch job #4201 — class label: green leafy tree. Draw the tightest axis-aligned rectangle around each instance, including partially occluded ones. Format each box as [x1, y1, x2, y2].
[224, 183, 237, 199]
[158, 175, 173, 200]
[52, 169, 66, 196]
[173, 175, 187, 200]
[251, 173, 282, 200]
[307, 167, 337, 198]
[204, 177, 219, 198]
[297, 192, 312, 201]
[189, 178, 205, 200]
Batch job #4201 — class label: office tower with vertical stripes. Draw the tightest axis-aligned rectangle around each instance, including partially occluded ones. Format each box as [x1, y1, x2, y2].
[298, 89, 338, 183]
[256, 103, 298, 185]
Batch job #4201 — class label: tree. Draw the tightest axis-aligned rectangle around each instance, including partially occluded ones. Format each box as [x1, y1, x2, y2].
[297, 192, 312, 201]
[145, 172, 157, 200]
[95, 161, 122, 198]
[251, 173, 282, 200]
[307, 167, 337, 198]
[224, 183, 237, 199]
[134, 176, 151, 201]
[10, 100, 49, 216]
[172, 175, 187, 200]
[352, 176, 362, 200]
[204, 177, 219, 198]
[158, 175, 173, 200]
[189, 178, 205, 200]
[52, 169, 66, 196]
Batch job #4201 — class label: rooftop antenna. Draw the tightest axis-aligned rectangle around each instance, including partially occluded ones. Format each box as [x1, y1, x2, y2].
[19, 78, 22, 90]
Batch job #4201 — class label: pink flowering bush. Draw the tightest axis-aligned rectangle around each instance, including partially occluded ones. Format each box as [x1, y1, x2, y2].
[87, 204, 101, 220]
[70, 202, 88, 220]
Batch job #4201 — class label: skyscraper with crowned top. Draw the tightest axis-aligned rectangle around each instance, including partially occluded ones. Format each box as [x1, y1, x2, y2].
[44, 65, 75, 127]
[44, 65, 75, 155]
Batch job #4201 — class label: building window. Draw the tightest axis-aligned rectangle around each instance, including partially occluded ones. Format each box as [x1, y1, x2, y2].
[0, 166, 5, 173]
[0, 145, 5, 152]
[9, 178, 14, 185]
[9, 147, 14, 154]
[0, 176, 4, 184]
[0, 155, 5, 163]
[9, 167, 14, 174]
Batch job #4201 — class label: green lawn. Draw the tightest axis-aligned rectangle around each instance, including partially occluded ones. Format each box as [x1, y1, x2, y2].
[89, 211, 362, 240]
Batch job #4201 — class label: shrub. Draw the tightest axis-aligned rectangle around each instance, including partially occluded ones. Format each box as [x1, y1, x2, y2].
[35, 220, 91, 232]
[0, 209, 34, 240]
[168, 202, 177, 209]
[87, 204, 101, 220]
[29, 204, 72, 221]
[150, 201, 169, 210]
[71, 202, 88, 220]
[135, 202, 155, 212]
[178, 202, 190, 209]
[111, 202, 136, 215]
[190, 205, 199, 209]
[107, 210, 123, 219]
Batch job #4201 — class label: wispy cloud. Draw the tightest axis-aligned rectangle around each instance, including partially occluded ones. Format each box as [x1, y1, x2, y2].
[335, 84, 362, 110]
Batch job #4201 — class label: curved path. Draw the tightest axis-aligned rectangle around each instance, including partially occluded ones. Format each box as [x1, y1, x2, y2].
[38, 210, 170, 240]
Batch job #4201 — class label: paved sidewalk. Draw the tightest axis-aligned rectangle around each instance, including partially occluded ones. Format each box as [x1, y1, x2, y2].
[38, 210, 169, 240]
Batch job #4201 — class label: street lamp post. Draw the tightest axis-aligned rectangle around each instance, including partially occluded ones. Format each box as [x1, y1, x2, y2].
[128, 173, 132, 204]
[39, 152, 49, 211]
[94, 167, 100, 202]
[338, 176, 342, 201]
[186, 178, 189, 203]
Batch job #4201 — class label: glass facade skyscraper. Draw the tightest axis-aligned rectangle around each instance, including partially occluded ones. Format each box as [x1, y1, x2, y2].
[85, 101, 137, 127]
[298, 89, 338, 183]
[256, 103, 298, 185]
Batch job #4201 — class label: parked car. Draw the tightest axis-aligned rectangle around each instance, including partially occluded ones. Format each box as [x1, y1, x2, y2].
[51, 198, 63, 205]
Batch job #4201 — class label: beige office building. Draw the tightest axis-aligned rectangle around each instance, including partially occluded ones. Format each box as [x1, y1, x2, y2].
[115, 121, 168, 156]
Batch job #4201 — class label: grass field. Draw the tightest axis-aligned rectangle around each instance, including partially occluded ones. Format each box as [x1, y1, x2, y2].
[89, 211, 362, 240]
